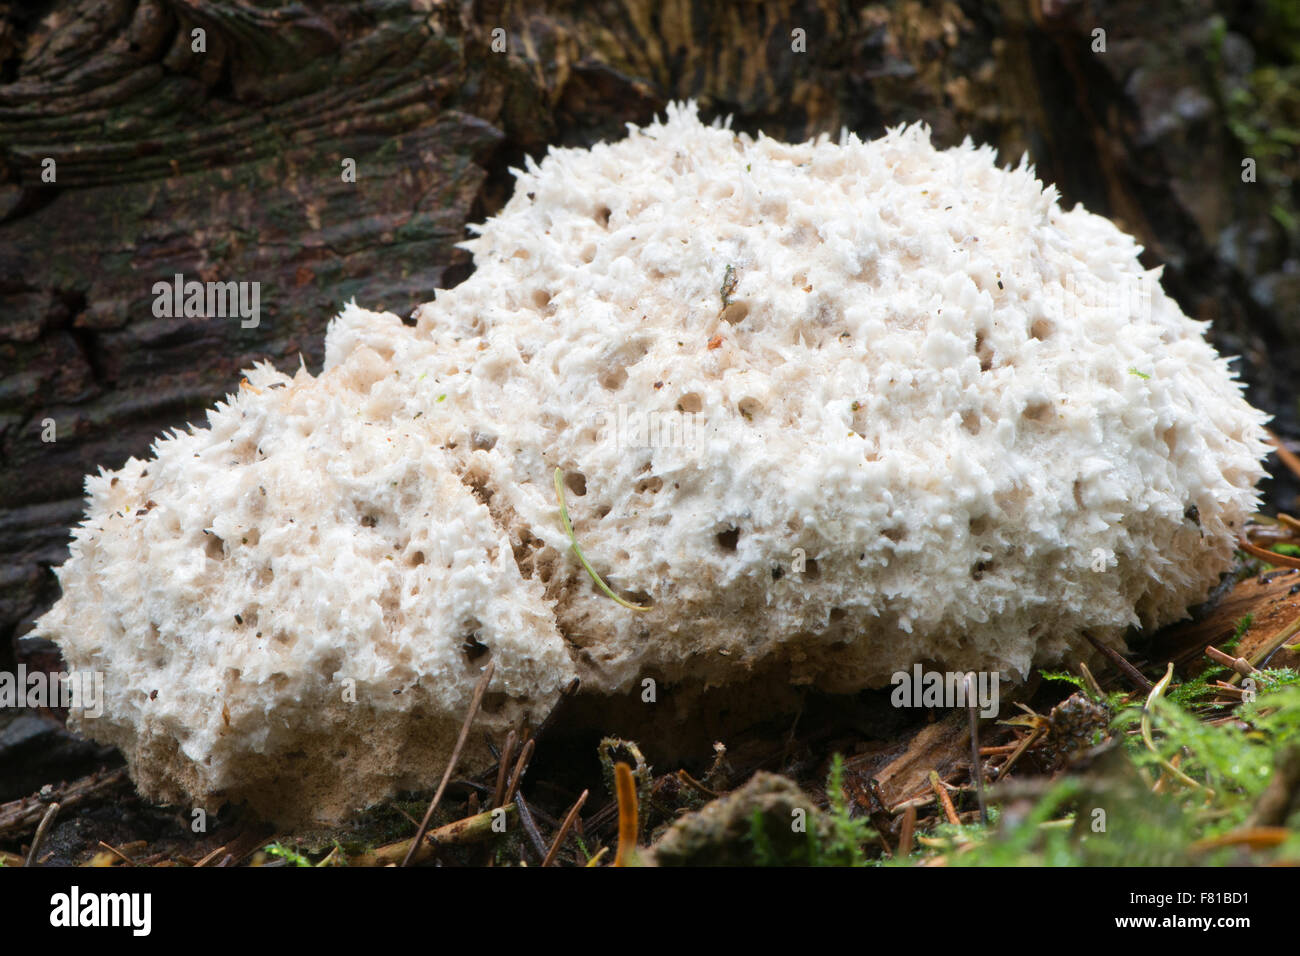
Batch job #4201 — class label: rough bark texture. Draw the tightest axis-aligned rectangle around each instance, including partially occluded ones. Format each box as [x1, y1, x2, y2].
[2, 0, 1298, 670]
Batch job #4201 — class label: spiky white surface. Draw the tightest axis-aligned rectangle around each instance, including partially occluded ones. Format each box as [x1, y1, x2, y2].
[38, 361, 574, 822]
[39, 103, 1268, 822]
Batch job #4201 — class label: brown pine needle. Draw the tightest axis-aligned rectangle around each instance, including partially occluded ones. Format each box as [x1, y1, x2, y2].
[25, 802, 60, 867]
[1191, 826, 1290, 853]
[389, 803, 422, 830]
[491, 730, 517, 809]
[503, 738, 536, 808]
[97, 841, 138, 866]
[531, 677, 580, 746]
[676, 769, 718, 799]
[542, 789, 589, 867]
[1082, 631, 1154, 692]
[1079, 661, 1105, 698]
[992, 725, 1046, 780]
[193, 843, 229, 868]
[1266, 429, 1300, 481]
[1278, 512, 1300, 534]
[978, 743, 1021, 755]
[613, 762, 639, 866]
[929, 770, 961, 826]
[401, 660, 496, 867]
[1238, 534, 1300, 570]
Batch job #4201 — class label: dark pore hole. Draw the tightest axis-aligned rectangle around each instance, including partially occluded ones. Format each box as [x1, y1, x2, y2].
[462, 631, 490, 661]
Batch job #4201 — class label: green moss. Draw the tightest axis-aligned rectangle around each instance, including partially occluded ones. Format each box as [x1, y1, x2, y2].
[898, 676, 1300, 866]
[262, 841, 313, 867]
[814, 754, 874, 865]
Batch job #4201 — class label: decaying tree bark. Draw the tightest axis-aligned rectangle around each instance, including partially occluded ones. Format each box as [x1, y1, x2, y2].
[2, 0, 1297, 666]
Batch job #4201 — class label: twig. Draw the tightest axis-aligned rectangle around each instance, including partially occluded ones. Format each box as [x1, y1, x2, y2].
[1230, 615, 1300, 685]
[359, 806, 515, 866]
[1206, 644, 1258, 677]
[401, 660, 496, 867]
[542, 789, 589, 867]
[928, 771, 960, 826]
[0, 767, 128, 838]
[613, 762, 639, 866]
[24, 802, 60, 867]
[965, 673, 988, 825]
[1082, 631, 1153, 692]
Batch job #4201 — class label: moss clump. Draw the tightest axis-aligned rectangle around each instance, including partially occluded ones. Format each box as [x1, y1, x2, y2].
[652, 772, 832, 866]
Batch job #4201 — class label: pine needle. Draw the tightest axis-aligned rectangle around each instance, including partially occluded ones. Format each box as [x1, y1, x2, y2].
[553, 466, 650, 611]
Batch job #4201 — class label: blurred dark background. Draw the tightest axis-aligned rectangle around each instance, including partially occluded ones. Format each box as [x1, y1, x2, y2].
[1, 0, 1298, 688]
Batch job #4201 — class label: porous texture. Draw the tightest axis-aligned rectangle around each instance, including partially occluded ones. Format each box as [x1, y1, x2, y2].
[38, 102, 1269, 823]
[37, 361, 575, 824]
